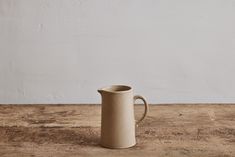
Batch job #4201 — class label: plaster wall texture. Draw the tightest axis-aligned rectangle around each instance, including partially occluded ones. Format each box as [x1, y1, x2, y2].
[0, 0, 235, 104]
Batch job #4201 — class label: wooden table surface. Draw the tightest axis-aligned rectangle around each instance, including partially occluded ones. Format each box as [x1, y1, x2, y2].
[0, 104, 234, 157]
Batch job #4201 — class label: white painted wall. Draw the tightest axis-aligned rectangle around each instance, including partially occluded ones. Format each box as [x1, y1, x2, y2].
[0, 0, 235, 104]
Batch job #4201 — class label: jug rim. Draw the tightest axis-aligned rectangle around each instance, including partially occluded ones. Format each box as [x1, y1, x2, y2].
[98, 85, 132, 94]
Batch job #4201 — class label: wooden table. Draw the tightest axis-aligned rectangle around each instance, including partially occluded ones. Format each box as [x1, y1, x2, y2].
[0, 104, 234, 157]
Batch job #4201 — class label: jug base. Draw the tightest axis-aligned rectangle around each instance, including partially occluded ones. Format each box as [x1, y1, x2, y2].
[100, 142, 136, 149]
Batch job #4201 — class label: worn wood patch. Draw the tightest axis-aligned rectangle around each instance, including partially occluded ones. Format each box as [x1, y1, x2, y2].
[0, 104, 234, 157]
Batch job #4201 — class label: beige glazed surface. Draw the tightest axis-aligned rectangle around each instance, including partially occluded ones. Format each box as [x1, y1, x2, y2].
[98, 85, 148, 148]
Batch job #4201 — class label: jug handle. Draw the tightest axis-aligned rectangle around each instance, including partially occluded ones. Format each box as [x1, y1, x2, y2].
[134, 95, 149, 127]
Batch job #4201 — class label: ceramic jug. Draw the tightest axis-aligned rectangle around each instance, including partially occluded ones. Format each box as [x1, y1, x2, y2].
[98, 85, 148, 148]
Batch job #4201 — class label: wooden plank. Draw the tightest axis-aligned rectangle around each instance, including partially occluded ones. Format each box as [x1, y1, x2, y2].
[0, 104, 234, 157]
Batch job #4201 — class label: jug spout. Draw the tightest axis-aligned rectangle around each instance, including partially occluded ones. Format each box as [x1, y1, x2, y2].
[98, 89, 104, 94]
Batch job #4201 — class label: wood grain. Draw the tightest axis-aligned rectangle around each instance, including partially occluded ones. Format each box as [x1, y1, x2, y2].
[0, 104, 234, 157]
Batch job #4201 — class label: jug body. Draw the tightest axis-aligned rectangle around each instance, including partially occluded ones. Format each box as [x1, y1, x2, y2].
[100, 88, 135, 148]
[98, 85, 148, 149]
